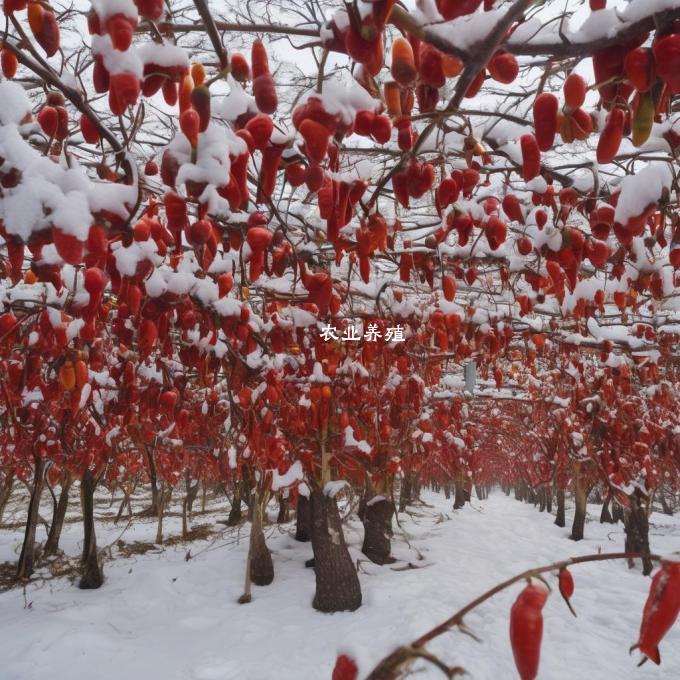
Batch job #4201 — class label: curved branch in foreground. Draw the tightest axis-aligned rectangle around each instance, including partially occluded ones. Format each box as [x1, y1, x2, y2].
[365, 551, 668, 680]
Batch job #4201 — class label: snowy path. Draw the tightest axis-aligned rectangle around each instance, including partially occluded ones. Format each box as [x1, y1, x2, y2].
[0, 490, 678, 680]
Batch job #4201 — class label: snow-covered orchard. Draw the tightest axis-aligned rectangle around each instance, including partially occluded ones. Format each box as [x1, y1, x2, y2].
[0, 0, 679, 678]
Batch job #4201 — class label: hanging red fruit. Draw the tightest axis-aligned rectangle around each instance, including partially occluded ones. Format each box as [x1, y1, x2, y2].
[596, 107, 625, 164]
[563, 73, 587, 109]
[390, 37, 417, 87]
[533, 93, 558, 151]
[635, 560, 680, 665]
[510, 583, 549, 680]
[520, 134, 541, 181]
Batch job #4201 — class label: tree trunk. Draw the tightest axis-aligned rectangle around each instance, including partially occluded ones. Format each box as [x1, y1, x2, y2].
[114, 491, 132, 525]
[79, 469, 103, 589]
[612, 501, 624, 523]
[659, 491, 673, 516]
[44, 476, 72, 556]
[554, 487, 566, 528]
[624, 495, 653, 576]
[277, 493, 289, 524]
[361, 496, 394, 565]
[443, 484, 451, 499]
[227, 484, 243, 526]
[16, 455, 46, 580]
[310, 488, 361, 612]
[244, 477, 255, 522]
[201, 482, 208, 513]
[249, 492, 274, 586]
[600, 492, 613, 524]
[453, 480, 466, 509]
[0, 470, 15, 526]
[155, 485, 171, 544]
[295, 493, 311, 542]
[411, 473, 421, 502]
[538, 488, 546, 512]
[398, 474, 411, 513]
[144, 447, 160, 517]
[182, 473, 200, 539]
[545, 486, 553, 513]
[570, 475, 588, 541]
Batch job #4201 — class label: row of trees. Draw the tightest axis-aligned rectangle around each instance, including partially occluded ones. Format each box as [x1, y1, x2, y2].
[0, 0, 679, 674]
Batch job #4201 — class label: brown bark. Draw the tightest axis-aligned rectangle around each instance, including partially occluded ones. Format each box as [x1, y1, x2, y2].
[570, 475, 588, 541]
[453, 479, 466, 509]
[144, 446, 160, 517]
[44, 475, 72, 556]
[398, 474, 411, 513]
[16, 455, 46, 580]
[182, 472, 200, 539]
[227, 483, 243, 526]
[276, 493, 289, 524]
[612, 501, 624, 523]
[155, 485, 172, 544]
[310, 488, 361, 612]
[295, 493, 311, 542]
[249, 493, 274, 587]
[624, 495, 653, 575]
[554, 487, 566, 528]
[79, 469, 103, 589]
[600, 492, 614, 524]
[361, 496, 394, 565]
[659, 492, 673, 516]
[0, 469, 15, 525]
[115, 492, 133, 524]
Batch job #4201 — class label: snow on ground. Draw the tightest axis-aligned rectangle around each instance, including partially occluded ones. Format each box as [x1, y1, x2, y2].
[0, 490, 678, 680]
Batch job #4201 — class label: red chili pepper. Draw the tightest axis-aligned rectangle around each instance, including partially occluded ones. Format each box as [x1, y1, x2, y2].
[635, 560, 680, 665]
[596, 107, 625, 164]
[520, 134, 541, 182]
[437, 0, 482, 20]
[92, 55, 110, 93]
[418, 44, 445, 89]
[1, 48, 18, 79]
[533, 93, 558, 151]
[37, 106, 59, 138]
[256, 144, 284, 204]
[80, 114, 101, 145]
[190, 85, 211, 132]
[653, 33, 680, 93]
[502, 194, 525, 224]
[510, 583, 549, 680]
[299, 118, 330, 163]
[252, 39, 278, 113]
[558, 567, 576, 616]
[390, 37, 417, 87]
[442, 275, 456, 302]
[624, 47, 656, 93]
[488, 51, 519, 84]
[563, 73, 587, 109]
[109, 72, 140, 116]
[30, 6, 61, 57]
[592, 44, 628, 106]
